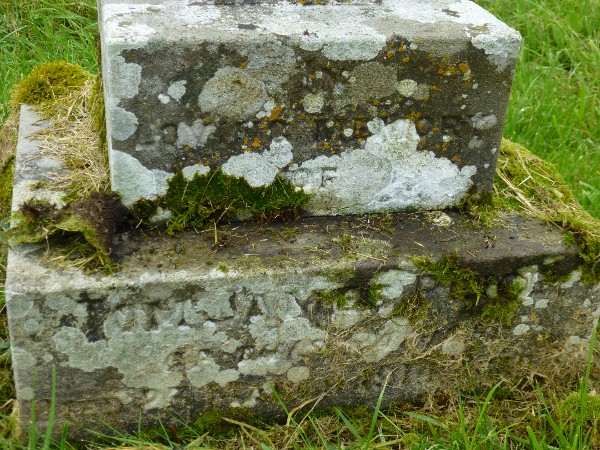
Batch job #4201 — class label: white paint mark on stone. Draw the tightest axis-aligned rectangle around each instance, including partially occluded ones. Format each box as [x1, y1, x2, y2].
[158, 94, 170, 104]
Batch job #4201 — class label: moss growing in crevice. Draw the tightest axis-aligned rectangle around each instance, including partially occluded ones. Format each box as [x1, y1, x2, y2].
[412, 253, 485, 305]
[317, 289, 347, 308]
[134, 169, 310, 234]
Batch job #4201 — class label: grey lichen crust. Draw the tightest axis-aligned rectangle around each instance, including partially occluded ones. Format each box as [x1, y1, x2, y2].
[6, 210, 599, 437]
[99, 0, 521, 213]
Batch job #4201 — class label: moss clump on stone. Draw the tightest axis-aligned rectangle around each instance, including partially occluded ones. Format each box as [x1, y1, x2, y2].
[317, 289, 347, 308]
[0, 155, 15, 218]
[412, 253, 485, 304]
[480, 297, 519, 326]
[12, 193, 129, 272]
[134, 169, 310, 234]
[10, 62, 89, 110]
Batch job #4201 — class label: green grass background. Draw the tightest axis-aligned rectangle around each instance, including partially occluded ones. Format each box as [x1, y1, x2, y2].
[0, 0, 599, 448]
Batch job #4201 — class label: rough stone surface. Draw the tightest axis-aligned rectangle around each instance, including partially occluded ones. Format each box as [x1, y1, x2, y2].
[7, 110, 600, 438]
[99, 0, 521, 213]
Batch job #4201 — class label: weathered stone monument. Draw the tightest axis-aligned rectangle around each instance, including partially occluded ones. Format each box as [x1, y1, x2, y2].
[5, 0, 600, 440]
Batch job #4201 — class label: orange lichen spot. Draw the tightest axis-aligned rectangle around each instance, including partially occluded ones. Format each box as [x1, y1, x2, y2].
[308, 73, 316, 79]
[402, 56, 410, 63]
[438, 64, 459, 76]
[357, 137, 363, 142]
[240, 61, 248, 69]
[322, 141, 330, 149]
[407, 111, 422, 122]
[386, 50, 395, 58]
[451, 155, 461, 163]
[373, 99, 380, 106]
[269, 104, 283, 121]
[458, 62, 470, 73]
[416, 121, 424, 130]
[398, 44, 406, 52]
[252, 137, 261, 148]
[432, 127, 440, 133]
[184, 146, 192, 152]
[431, 85, 439, 90]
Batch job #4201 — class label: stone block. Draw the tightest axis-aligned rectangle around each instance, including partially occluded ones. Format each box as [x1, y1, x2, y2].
[6, 108, 599, 439]
[99, 0, 521, 215]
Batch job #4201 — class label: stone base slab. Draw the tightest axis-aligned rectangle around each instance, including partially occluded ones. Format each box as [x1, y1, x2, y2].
[99, 0, 521, 214]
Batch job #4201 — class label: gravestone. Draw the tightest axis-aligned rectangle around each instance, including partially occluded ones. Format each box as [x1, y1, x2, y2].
[99, 0, 521, 214]
[6, 0, 600, 441]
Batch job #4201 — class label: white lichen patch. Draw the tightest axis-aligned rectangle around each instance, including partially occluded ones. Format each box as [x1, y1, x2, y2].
[222, 137, 293, 187]
[198, 67, 269, 120]
[176, 120, 215, 148]
[303, 93, 325, 113]
[397, 79, 418, 97]
[111, 150, 171, 206]
[513, 323, 530, 336]
[560, 270, 582, 289]
[285, 119, 477, 214]
[182, 163, 210, 181]
[167, 80, 187, 100]
[372, 270, 417, 300]
[349, 319, 411, 362]
[110, 106, 138, 141]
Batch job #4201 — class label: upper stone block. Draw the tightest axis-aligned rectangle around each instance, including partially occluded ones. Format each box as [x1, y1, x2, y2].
[99, 0, 521, 215]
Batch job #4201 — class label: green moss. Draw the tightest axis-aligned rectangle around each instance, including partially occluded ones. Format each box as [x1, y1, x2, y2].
[193, 407, 265, 438]
[480, 298, 519, 326]
[366, 283, 383, 304]
[390, 290, 430, 324]
[317, 289, 347, 308]
[134, 169, 310, 234]
[10, 62, 89, 109]
[0, 154, 15, 217]
[11, 193, 128, 272]
[412, 254, 485, 304]
[558, 392, 600, 428]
